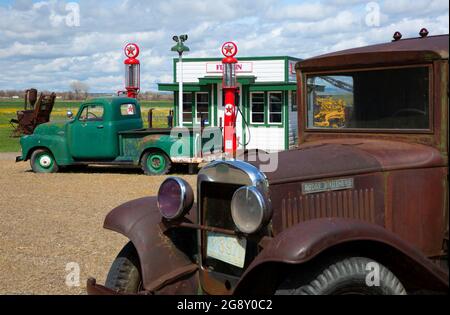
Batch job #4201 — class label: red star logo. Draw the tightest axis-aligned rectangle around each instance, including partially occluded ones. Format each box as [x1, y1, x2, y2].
[126, 46, 136, 57]
[225, 104, 234, 116]
[223, 45, 234, 55]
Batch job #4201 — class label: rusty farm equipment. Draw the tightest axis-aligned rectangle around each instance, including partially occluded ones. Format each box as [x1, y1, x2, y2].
[10, 89, 56, 137]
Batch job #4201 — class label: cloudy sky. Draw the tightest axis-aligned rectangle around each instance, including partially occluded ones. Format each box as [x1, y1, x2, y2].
[0, 0, 448, 92]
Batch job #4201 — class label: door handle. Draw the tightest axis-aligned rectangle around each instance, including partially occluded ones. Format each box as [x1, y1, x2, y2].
[97, 125, 104, 129]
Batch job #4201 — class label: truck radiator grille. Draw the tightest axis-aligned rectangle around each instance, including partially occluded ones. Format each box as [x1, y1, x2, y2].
[281, 188, 375, 229]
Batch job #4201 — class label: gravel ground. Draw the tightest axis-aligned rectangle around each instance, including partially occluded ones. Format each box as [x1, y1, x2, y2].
[0, 153, 196, 295]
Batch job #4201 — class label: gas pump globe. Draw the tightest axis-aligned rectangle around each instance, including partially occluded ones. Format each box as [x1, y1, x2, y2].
[221, 42, 239, 158]
[124, 43, 140, 98]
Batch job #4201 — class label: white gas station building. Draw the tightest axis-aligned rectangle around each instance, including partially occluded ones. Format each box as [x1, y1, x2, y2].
[158, 56, 301, 152]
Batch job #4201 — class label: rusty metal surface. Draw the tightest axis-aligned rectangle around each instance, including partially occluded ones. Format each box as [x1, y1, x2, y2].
[233, 218, 449, 294]
[297, 34, 449, 72]
[255, 139, 445, 186]
[10, 91, 56, 137]
[86, 278, 153, 295]
[386, 167, 447, 257]
[145, 264, 198, 293]
[103, 196, 199, 294]
[86, 278, 127, 295]
[279, 188, 376, 229]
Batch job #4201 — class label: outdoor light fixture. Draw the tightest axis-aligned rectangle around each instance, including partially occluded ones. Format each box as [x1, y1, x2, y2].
[171, 34, 190, 127]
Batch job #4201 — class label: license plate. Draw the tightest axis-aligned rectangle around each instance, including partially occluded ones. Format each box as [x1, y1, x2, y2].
[206, 232, 247, 268]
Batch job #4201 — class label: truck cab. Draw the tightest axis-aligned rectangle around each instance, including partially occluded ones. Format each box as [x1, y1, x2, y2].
[87, 33, 449, 295]
[17, 97, 221, 175]
[67, 98, 142, 160]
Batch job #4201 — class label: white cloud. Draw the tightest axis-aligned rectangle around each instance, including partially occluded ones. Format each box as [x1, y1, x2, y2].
[0, 0, 448, 92]
[266, 2, 337, 21]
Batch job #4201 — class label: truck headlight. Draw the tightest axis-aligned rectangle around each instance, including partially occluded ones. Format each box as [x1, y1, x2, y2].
[157, 177, 194, 220]
[231, 186, 271, 234]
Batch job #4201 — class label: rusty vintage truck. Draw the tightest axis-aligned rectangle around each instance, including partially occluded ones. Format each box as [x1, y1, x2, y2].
[87, 32, 449, 295]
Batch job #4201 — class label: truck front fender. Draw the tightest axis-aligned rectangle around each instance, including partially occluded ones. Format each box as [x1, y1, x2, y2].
[20, 134, 72, 165]
[234, 218, 448, 294]
[104, 196, 199, 294]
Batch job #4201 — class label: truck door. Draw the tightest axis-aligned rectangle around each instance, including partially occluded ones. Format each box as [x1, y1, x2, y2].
[68, 104, 115, 160]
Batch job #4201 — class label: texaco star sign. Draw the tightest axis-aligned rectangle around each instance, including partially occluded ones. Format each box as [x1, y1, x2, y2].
[225, 104, 234, 116]
[124, 43, 140, 58]
[221, 42, 238, 58]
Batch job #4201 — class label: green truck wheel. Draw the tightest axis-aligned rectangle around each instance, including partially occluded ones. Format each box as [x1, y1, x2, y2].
[141, 151, 171, 176]
[30, 149, 59, 173]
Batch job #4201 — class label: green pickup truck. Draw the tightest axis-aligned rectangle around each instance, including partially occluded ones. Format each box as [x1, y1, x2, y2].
[16, 97, 221, 175]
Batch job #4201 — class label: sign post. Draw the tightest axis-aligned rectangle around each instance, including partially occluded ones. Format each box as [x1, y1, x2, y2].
[221, 42, 238, 158]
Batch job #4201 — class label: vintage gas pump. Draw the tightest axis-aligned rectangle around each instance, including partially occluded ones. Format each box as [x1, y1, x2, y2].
[221, 42, 238, 158]
[123, 43, 140, 98]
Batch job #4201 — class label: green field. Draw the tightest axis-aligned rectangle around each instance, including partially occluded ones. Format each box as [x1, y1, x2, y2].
[0, 99, 173, 152]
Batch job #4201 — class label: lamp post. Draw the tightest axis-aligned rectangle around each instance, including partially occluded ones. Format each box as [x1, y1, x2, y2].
[171, 35, 190, 127]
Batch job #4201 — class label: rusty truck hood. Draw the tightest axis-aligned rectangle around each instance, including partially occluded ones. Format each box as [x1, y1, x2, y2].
[256, 139, 446, 185]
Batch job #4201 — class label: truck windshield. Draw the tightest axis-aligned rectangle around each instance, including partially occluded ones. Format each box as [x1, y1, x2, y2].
[306, 66, 430, 130]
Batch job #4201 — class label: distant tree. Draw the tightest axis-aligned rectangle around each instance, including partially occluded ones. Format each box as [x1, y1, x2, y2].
[70, 81, 89, 100]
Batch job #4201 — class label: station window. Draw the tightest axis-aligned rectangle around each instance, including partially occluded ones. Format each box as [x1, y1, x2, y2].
[196, 93, 209, 124]
[182, 93, 193, 123]
[269, 92, 283, 124]
[180, 92, 210, 125]
[250, 92, 265, 124]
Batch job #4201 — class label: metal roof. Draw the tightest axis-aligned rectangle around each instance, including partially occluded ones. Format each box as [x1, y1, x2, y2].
[297, 34, 449, 71]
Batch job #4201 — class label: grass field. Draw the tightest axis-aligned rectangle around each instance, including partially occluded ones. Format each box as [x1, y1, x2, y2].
[0, 99, 173, 152]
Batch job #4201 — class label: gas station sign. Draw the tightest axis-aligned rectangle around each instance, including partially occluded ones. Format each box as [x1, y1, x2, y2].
[206, 62, 252, 73]
[222, 42, 238, 57]
[124, 43, 140, 59]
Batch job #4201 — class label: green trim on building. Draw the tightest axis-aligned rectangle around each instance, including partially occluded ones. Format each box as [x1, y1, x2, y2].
[213, 84, 218, 127]
[241, 85, 247, 150]
[284, 57, 288, 83]
[249, 83, 297, 92]
[284, 91, 289, 150]
[158, 83, 209, 92]
[198, 76, 256, 85]
[284, 57, 302, 83]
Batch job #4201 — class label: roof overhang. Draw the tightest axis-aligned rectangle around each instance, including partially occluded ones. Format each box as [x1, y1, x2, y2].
[198, 76, 257, 85]
[158, 83, 208, 92]
[249, 83, 297, 92]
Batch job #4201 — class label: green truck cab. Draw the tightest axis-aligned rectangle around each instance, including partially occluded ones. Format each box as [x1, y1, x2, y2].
[16, 97, 219, 175]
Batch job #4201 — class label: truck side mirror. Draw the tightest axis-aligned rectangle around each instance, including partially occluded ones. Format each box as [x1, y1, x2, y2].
[67, 110, 73, 119]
